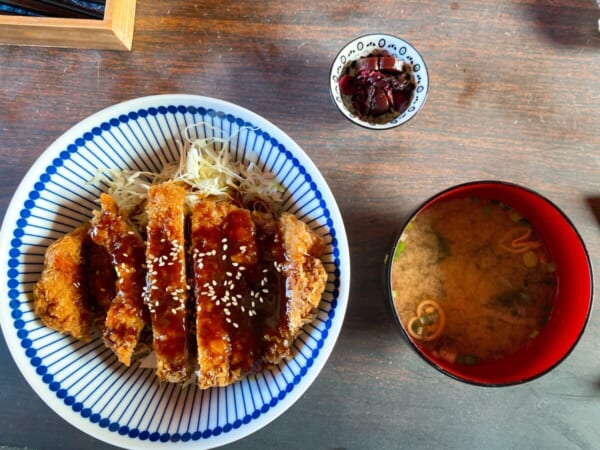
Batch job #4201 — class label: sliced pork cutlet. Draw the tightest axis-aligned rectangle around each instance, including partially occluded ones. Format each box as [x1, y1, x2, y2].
[221, 205, 264, 378]
[191, 200, 264, 387]
[83, 237, 116, 332]
[253, 212, 328, 365]
[190, 200, 234, 388]
[144, 182, 191, 383]
[89, 193, 147, 366]
[33, 224, 94, 342]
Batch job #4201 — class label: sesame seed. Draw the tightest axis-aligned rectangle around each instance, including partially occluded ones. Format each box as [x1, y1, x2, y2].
[233, 322, 239, 328]
[225, 317, 231, 323]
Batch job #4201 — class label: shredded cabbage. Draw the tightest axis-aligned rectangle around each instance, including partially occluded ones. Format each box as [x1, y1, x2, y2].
[92, 123, 284, 228]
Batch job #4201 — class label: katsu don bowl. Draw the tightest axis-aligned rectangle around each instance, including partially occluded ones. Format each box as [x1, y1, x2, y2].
[385, 181, 592, 386]
[0, 95, 350, 448]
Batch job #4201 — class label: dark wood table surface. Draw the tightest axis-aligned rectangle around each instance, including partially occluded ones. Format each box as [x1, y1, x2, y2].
[2, 1, 600, 449]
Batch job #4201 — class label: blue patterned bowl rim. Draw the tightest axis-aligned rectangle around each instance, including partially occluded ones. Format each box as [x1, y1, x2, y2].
[0, 94, 350, 449]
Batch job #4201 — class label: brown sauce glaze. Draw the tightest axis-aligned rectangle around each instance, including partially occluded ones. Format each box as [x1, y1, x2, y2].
[82, 237, 116, 327]
[221, 208, 262, 374]
[145, 183, 190, 381]
[251, 213, 291, 362]
[192, 203, 291, 384]
[89, 194, 147, 366]
[191, 201, 235, 387]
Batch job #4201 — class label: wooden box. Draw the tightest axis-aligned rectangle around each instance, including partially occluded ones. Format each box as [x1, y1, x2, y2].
[0, 0, 136, 51]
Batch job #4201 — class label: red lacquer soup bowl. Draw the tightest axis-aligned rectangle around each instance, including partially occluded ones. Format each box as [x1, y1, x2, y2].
[386, 181, 593, 386]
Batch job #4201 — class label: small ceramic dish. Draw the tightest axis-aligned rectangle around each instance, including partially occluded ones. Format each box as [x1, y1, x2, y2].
[385, 181, 593, 386]
[329, 33, 429, 130]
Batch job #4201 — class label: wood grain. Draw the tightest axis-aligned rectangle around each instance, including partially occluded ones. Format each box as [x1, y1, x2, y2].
[1, 0, 600, 449]
[0, 0, 135, 50]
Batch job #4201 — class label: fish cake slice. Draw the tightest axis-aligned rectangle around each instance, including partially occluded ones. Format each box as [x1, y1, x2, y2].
[145, 182, 191, 383]
[90, 193, 147, 366]
[33, 224, 94, 341]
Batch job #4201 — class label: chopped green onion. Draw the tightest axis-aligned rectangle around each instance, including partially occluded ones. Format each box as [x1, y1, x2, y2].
[509, 210, 522, 222]
[394, 241, 406, 260]
[529, 329, 539, 339]
[419, 312, 438, 326]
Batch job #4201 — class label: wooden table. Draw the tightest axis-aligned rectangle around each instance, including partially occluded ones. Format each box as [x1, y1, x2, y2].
[1, 1, 600, 448]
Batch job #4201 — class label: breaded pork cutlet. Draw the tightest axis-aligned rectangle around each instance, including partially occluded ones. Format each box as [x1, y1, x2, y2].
[190, 200, 237, 388]
[83, 238, 116, 332]
[89, 193, 147, 366]
[220, 205, 263, 379]
[144, 182, 191, 383]
[253, 211, 328, 365]
[33, 224, 94, 342]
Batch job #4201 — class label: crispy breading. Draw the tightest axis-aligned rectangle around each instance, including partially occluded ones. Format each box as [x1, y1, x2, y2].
[191, 200, 236, 388]
[83, 238, 116, 332]
[222, 206, 262, 378]
[145, 182, 191, 383]
[279, 212, 327, 334]
[90, 193, 147, 366]
[258, 212, 328, 365]
[34, 186, 329, 387]
[33, 224, 94, 341]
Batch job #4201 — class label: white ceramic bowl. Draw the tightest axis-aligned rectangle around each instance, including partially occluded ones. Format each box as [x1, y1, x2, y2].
[0, 95, 350, 449]
[329, 33, 429, 130]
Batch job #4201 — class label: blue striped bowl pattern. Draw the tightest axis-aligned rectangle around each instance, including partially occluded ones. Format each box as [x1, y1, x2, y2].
[0, 95, 350, 449]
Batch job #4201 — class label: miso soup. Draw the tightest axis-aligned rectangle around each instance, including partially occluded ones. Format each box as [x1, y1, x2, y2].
[390, 197, 556, 365]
